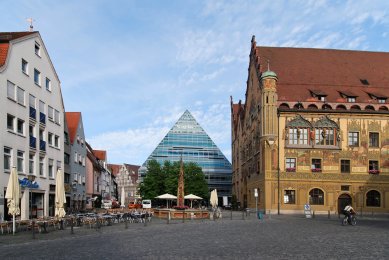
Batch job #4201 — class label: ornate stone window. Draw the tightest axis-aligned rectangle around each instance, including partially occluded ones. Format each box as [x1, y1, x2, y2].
[286, 115, 312, 147]
[313, 116, 339, 147]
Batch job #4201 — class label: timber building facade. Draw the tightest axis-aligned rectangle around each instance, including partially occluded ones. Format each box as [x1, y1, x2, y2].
[231, 36, 389, 214]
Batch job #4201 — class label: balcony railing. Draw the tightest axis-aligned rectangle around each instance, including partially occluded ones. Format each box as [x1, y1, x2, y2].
[286, 167, 296, 172]
[39, 139, 46, 151]
[30, 136, 36, 149]
[368, 169, 380, 174]
[311, 168, 322, 172]
[39, 112, 46, 125]
[29, 107, 36, 120]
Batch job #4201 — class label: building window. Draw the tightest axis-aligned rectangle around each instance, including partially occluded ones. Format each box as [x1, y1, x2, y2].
[284, 190, 295, 204]
[54, 110, 60, 124]
[56, 161, 61, 171]
[378, 98, 386, 104]
[64, 132, 70, 145]
[39, 156, 44, 176]
[347, 97, 356, 102]
[29, 94, 36, 108]
[7, 114, 15, 131]
[22, 59, 28, 74]
[348, 132, 359, 146]
[309, 188, 324, 205]
[289, 128, 309, 145]
[74, 152, 78, 163]
[48, 159, 54, 178]
[64, 153, 70, 164]
[39, 100, 45, 114]
[340, 160, 350, 173]
[17, 119, 24, 135]
[368, 160, 379, 174]
[7, 80, 16, 100]
[311, 159, 322, 172]
[45, 77, 51, 91]
[16, 87, 25, 105]
[366, 190, 380, 207]
[29, 153, 35, 175]
[54, 135, 60, 148]
[34, 69, 41, 86]
[17, 150, 24, 173]
[35, 42, 41, 56]
[286, 158, 296, 172]
[369, 132, 379, 147]
[4, 147, 12, 172]
[48, 132, 53, 146]
[48, 106, 54, 121]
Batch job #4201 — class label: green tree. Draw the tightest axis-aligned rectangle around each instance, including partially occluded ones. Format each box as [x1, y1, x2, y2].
[139, 159, 163, 200]
[140, 160, 209, 203]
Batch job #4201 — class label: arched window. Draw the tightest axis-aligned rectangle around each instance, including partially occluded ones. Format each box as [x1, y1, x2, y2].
[293, 103, 304, 109]
[322, 104, 332, 110]
[309, 188, 324, 205]
[350, 105, 361, 110]
[279, 103, 290, 109]
[336, 105, 347, 110]
[378, 106, 388, 111]
[366, 190, 380, 207]
[286, 115, 312, 146]
[313, 116, 339, 146]
[307, 104, 318, 110]
[365, 105, 375, 111]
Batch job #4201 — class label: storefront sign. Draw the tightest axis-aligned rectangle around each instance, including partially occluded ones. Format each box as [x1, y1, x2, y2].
[19, 178, 39, 189]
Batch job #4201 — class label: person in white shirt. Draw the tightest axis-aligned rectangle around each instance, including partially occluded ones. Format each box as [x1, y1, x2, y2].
[343, 204, 355, 222]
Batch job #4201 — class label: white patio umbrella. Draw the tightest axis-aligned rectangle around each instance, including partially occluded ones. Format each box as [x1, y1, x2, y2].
[120, 187, 126, 208]
[55, 168, 66, 218]
[210, 189, 218, 208]
[5, 167, 20, 235]
[184, 194, 202, 208]
[155, 193, 177, 208]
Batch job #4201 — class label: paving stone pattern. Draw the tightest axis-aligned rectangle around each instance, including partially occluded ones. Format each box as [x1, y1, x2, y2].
[0, 212, 388, 260]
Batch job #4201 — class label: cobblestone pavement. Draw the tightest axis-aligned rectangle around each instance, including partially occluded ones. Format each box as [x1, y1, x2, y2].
[0, 212, 388, 260]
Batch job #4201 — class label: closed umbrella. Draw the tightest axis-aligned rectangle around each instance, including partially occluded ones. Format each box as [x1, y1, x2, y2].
[5, 167, 20, 235]
[210, 189, 218, 208]
[121, 187, 126, 208]
[55, 168, 66, 218]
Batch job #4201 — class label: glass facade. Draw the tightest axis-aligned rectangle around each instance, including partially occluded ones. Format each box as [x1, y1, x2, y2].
[140, 110, 232, 198]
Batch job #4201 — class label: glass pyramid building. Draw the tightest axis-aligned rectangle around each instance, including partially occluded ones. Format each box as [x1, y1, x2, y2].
[140, 110, 232, 199]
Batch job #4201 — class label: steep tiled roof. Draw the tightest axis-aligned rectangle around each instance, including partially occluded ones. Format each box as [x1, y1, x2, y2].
[255, 46, 389, 103]
[93, 150, 107, 161]
[0, 32, 36, 67]
[65, 112, 81, 144]
[108, 163, 139, 183]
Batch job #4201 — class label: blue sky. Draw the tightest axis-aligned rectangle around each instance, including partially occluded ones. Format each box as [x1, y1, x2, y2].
[1, 0, 388, 165]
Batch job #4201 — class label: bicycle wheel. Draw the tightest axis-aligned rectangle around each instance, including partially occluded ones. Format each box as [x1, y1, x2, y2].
[351, 216, 357, 226]
[342, 217, 348, 226]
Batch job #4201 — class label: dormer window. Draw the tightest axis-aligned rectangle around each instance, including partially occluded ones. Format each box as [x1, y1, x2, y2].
[347, 97, 356, 103]
[310, 90, 327, 102]
[360, 79, 369, 85]
[378, 98, 386, 104]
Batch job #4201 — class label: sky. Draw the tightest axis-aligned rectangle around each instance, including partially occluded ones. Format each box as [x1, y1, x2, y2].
[1, 0, 388, 165]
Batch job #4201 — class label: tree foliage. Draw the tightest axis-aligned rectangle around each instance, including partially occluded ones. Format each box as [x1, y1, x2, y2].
[140, 159, 209, 203]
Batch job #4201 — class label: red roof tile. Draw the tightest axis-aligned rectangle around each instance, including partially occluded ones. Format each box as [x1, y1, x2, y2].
[255, 46, 389, 103]
[65, 112, 81, 144]
[93, 150, 107, 161]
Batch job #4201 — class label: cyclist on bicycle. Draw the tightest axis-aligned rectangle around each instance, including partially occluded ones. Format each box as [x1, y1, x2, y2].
[343, 204, 356, 223]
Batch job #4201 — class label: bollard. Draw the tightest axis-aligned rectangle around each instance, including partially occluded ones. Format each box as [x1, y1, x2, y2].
[32, 220, 36, 239]
[328, 210, 330, 219]
[312, 211, 315, 218]
[268, 210, 271, 219]
[71, 217, 74, 234]
[182, 210, 185, 223]
[167, 211, 170, 224]
[231, 208, 233, 220]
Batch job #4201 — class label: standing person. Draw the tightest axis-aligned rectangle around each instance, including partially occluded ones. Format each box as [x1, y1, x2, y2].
[343, 204, 356, 223]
